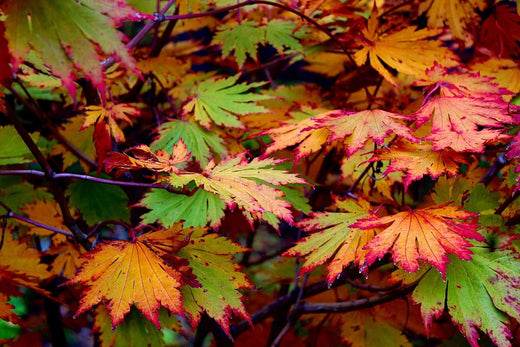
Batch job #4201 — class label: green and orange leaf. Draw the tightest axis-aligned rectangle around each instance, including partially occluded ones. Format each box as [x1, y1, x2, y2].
[353, 204, 484, 278]
[0, 0, 144, 98]
[170, 154, 308, 226]
[411, 245, 520, 347]
[284, 198, 376, 283]
[177, 227, 252, 338]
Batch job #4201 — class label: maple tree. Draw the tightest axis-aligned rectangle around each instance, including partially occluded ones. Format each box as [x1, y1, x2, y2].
[0, 0, 520, 346]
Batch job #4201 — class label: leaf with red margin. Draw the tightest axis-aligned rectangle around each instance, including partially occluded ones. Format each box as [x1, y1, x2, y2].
[104, 140, 190, 177]
[410, 244, 520, 347]
[169, 154, 308, 226]
[82, 103, 140, 143]
[284, 198, 376, 283]
[371, 140, 468, 190]
[318, 109, 419, 156]
[353, 204, 484, 278]
[65, 229, 188, 329]
[177, 227, 253, 338]
[415, 96, 512, 152]
[0, 0, 145, 99]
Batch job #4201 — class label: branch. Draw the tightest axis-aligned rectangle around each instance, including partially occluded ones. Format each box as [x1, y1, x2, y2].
[0, 211, 73, 237]
[480, 153, 508, 186]
[299, 282, 417, 314]
[0, 170, 189, 194]
[101, 0, 177, 70]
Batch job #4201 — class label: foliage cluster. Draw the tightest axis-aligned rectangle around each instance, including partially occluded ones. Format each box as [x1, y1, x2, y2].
[0, 0, 520, 346]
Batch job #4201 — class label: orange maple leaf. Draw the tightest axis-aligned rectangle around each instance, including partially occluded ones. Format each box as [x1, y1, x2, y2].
[353, 204, 484, 278]
[82, 103, 140, 143]
[104, 139, 190, 177]
[318, 109, 419, 156]
[372, 140, 468, 190]
[353, 6, 458, 87]
[415, 96, 512, 152]
[65, 229, 188, 328]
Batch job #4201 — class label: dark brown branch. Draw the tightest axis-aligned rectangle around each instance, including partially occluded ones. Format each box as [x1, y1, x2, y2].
[299, 282, 417, 314]
[480, 153, 508, 186]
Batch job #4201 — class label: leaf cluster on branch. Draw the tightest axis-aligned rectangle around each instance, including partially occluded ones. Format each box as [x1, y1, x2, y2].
[0, 0, 520, 346]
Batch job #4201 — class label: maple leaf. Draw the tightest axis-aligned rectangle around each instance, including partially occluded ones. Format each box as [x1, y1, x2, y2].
[341, 307, 412, 347]
[170, 154, 308, 226]
[418, 0, 487, 41]
[478, 4, 520, 58]
[177, 227, 252, 338]
[151, 120, 227, 168]
[183, 75, 271, 129]
[353, 204, 484, 278]
[0, 126, 42, 165]
[371, 140, 468, 190]
[212, 19, 303, 68]
[0, 22, 12, 87]
[212, 21, 265, 67]
[65, 229, 187, 328]
[0, 230, 51, 309]
[262, 109, 332, 162]
[415, 96, 513, 152]
[140, 188, 226, 228]
[82, 103, 140, 143]
[0, 0, 143, 99]
[48, 243, 84, 279]
[20, 200, 69, 244]
[353, 7, 458, 87]
[470, 58, 520, 94]
[284, 198, 376, 283]
[104, 140, 190, 177]
[411, 245, 520, 347]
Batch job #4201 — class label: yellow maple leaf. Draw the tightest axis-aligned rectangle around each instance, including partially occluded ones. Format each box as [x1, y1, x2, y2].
[66, 230, 186, 328]
[354, 7, 459, 87]
[21, 200, 69, 244]
[82, 103, 140, 143]
[419, 0, 487, 41]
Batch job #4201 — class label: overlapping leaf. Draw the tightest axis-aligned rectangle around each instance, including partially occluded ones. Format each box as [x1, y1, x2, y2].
[372, 140, 468, 190]
[151, 120, 227, 168]
[353, 204, 484, 277]
[82, 103, 140, 143]
[419, 0, 487, 40]
[415, 96, 512, 152]
[66, 229, 188, 328]
[318, 109, 419, 156]
[0, 0, 143, 98]
[177, 227, 252, 338]
[353, 7, 458, 87]
[410, 245, 520, 347]
[183, 75, 271, 129]
[169, 154, 308, 226]
[284, 198, 375, 283]
[105, 140, 190, 177]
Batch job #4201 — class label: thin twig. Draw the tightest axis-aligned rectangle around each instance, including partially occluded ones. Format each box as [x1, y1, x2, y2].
[0, 212, 73, 237]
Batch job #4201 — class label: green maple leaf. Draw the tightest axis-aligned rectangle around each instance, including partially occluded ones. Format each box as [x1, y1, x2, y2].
[212, 21, 265, 67]
[140, 189, 226, 228]
[264, 20, 303, 54]
[0, 126, 40, 165]
[212, 19, 304, 68]
[1, 0, 141, 98]
[67, 176, 130, 225]
[410, 244, 520, 347]
[183, 75, 271, 129]
[177, 228, 252, 338]
[151, 120, 227, 168]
